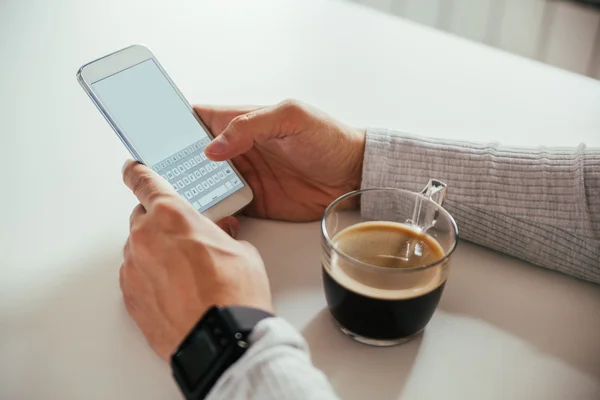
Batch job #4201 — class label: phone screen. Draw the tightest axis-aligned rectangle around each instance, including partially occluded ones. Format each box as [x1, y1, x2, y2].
[91, 59, 244, 212]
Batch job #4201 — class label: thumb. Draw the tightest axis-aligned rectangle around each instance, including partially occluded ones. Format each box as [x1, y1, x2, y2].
[194, 105, 262, 137]
[204, 100, 306, 161]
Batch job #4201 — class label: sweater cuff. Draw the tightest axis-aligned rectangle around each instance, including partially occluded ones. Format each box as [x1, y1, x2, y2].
[361, 128, 431, 192]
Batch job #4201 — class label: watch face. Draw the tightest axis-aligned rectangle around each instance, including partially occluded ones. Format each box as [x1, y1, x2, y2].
[173, 329, 221, 389]
[171, 306, 273, 399]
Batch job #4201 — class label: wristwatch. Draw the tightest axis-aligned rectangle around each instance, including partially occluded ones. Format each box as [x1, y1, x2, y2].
[170, 305, 274, 400]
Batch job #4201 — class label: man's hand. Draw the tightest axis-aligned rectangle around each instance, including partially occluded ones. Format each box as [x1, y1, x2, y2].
[197, 100, 366, 222]
[120, 160, 273, 361]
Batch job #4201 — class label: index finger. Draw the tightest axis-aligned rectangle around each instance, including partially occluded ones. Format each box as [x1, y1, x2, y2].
[122, 160, 176, 208]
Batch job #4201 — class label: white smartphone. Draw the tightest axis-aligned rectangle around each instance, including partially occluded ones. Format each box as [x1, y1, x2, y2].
[77, 44, 253, 221]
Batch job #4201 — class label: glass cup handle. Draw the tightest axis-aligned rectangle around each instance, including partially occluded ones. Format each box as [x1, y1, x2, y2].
[420, 179, 447, 206]
[409, 179, 448, 232]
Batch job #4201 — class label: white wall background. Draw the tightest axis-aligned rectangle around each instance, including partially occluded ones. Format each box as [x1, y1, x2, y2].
[348, 0, 600, 79]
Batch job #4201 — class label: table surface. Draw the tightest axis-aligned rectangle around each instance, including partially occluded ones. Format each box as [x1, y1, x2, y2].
[1, 0, 599, 399]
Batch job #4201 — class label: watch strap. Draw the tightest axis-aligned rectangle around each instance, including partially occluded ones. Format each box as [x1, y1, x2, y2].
[219, 306, 274, 337]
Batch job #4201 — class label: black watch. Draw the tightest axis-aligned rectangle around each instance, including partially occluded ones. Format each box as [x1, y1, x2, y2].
[170, 305, 273, 400]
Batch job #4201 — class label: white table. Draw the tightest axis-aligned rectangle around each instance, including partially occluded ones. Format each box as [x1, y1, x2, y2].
[1, 0, 599, 399]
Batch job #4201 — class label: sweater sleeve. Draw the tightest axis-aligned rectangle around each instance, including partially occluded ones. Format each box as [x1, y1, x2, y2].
[361, 128, 600, 284]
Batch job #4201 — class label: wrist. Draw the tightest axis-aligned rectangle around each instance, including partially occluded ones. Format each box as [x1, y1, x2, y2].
[349, 127, 366, 191]
[171, 305, 274, 400]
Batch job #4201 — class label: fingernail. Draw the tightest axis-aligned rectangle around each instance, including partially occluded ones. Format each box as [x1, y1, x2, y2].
[228, 219, 239, 238]
[122, 160, 129, 174]
[206, 136, 228, 155]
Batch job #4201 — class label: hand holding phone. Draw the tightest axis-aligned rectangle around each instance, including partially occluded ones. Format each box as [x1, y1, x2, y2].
[77, 44, 253, 221]
[119, 159, 272, 362]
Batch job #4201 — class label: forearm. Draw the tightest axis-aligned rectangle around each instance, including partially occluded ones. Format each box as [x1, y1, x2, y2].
[207, 318, 339, 400]
[362, 128, 600, 284]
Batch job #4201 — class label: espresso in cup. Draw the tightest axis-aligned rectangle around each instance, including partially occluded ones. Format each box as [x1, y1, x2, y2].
[323, 221, 447, 341]
[321, 182, 457, 346]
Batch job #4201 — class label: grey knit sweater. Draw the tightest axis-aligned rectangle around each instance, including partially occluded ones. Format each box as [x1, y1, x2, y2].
[207, 129, 600, 400]
[363, 129, 600, 284]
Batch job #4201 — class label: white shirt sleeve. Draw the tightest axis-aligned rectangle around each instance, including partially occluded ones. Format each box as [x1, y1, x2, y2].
[207, 317, 340, 400]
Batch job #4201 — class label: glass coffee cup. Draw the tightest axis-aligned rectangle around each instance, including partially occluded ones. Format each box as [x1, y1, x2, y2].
[321, 180, 458, 346]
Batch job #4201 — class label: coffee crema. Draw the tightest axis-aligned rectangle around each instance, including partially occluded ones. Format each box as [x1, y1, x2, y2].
[323, 221, 448, 340]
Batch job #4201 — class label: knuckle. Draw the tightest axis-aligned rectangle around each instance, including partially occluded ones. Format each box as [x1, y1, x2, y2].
[229, 114, 251, 134]
[277, 99, 308, 133]
[152, 198, 174, 215]
[129, 224, 149, 246]
[153, 198, 187, 229]
[153, 198, 180, 218]
[131, 172, 154, 197]
[280, 98, 298, 109]
[279, 98, 305, 115]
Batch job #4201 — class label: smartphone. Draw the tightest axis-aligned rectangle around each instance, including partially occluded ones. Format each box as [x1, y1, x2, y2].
[77, 44, 253, 221]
